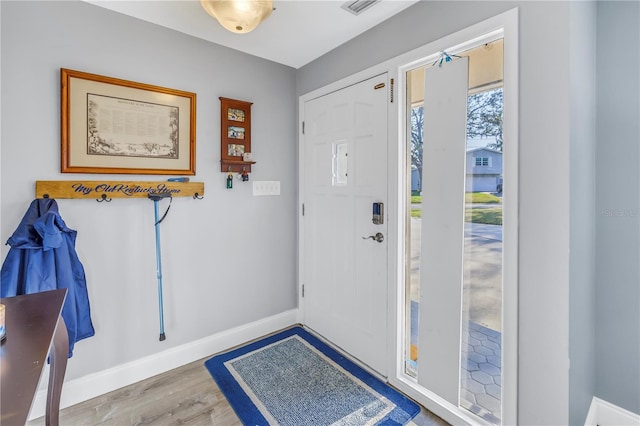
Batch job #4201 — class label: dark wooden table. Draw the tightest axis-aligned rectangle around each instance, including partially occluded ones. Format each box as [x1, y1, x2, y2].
[0, 289, 69, 426]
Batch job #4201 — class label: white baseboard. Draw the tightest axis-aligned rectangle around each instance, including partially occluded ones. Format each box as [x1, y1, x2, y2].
[28, 309, 298, 421]
[585, 397, 640, 426]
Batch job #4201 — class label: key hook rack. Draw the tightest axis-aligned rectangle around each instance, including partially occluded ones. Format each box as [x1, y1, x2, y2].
[36, 180, 205, 202]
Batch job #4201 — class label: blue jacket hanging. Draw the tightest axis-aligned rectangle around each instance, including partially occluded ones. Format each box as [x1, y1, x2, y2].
[1, 198, 95, 357]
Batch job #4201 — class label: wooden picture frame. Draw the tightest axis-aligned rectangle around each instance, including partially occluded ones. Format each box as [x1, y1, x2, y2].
[219, 97, 255, 173]
[61, 68, 196, 175]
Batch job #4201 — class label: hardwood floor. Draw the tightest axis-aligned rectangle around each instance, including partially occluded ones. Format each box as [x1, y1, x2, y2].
[29, 356, 449, 425]
[28, 358, 239, 425]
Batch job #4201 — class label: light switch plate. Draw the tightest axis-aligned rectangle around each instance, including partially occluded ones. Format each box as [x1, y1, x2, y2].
[253, 181, 280, 196]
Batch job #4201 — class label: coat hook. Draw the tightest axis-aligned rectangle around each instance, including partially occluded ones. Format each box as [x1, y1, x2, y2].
[96, 194, 112, 203]
[193, 192, 204, 200]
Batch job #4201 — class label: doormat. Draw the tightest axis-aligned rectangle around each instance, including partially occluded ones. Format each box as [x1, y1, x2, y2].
[204, 326, 420, 425]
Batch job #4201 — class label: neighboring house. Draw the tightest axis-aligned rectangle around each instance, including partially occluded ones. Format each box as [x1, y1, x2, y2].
[465, 147, 502, 192]
[411, 165, 421, 193]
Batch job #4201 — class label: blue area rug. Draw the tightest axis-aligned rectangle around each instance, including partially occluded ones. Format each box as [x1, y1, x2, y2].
[205, 326, 420, 425]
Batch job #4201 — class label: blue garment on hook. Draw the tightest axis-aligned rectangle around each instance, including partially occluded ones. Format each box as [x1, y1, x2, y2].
[1, 198, 95, 357]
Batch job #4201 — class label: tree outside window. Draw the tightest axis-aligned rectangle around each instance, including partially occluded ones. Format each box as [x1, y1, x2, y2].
[410, 87, 503, 192]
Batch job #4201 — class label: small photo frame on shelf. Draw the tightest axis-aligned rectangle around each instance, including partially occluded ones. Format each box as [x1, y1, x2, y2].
[227, 108, 245, 122]
[228, 126, 245, 139]
[242, 152, 253, 162]
[228, 144, 245, 157]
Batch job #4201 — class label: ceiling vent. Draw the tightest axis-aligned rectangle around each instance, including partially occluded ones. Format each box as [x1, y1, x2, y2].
[341, 0, 381, 16]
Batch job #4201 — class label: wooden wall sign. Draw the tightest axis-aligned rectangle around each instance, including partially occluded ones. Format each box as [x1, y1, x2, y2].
[36, 181, 204, 200]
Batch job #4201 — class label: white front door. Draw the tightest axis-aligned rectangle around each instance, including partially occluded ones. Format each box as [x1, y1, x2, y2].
[302, 74, 389, 376]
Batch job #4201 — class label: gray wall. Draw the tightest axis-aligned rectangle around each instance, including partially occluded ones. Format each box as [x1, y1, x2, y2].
[569, 2, 597, 424]
[595, 0, 640, 415]
[1, 0, 297, 382]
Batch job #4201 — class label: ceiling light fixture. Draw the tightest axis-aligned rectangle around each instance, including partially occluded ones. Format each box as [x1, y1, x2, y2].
[200, 0, 273, 34]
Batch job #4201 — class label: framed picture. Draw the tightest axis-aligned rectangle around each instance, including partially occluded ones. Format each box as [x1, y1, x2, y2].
[61, 68, 196, 175]
[227, 126, 245, 140]
[228, 144, 245, 156]
[227, 108, 245, 122]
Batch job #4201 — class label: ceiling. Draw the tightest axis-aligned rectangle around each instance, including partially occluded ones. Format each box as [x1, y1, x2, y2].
[85, 0, 420, 69]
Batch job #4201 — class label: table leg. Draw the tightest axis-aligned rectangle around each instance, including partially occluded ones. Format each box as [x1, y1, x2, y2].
[46, 316, 68, 426]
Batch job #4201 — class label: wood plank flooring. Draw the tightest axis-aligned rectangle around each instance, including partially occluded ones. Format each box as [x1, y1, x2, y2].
[28, 356, 450, 425]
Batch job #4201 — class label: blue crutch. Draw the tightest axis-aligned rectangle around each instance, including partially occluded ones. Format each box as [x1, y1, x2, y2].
[149, 192, 172, 341]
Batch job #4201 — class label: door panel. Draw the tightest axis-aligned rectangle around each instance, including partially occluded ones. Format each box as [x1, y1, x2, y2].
[303, 75, 388, 375]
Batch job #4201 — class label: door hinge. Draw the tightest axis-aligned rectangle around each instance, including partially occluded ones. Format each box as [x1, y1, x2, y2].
[302, 121, 305, 135]
[390, 78, 394, 103]
[302, 284, 305, 297]
[302, 203, 305, 216]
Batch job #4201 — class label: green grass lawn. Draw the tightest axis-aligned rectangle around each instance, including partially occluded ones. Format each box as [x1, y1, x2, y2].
[464, 208, 502, 225]
[411, 192, 502, 223]
[411, 207, 502, 225]
[411, 192, 501, 205]
[464, 192, 501, 204]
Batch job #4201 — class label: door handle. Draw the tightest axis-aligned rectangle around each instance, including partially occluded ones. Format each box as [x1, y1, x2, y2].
[362, 232, 384, 243]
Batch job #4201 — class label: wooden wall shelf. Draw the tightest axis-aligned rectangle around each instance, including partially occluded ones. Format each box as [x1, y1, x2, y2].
[220, 97, 254, 173]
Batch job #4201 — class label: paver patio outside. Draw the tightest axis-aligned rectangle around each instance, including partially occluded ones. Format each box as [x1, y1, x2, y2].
[409, 213, 503, 423]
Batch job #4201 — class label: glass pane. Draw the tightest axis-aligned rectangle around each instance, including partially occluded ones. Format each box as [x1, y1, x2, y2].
[405, 104, 423, 378]
[460, 85, 503, 424]
[460, 37, 504, 424]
